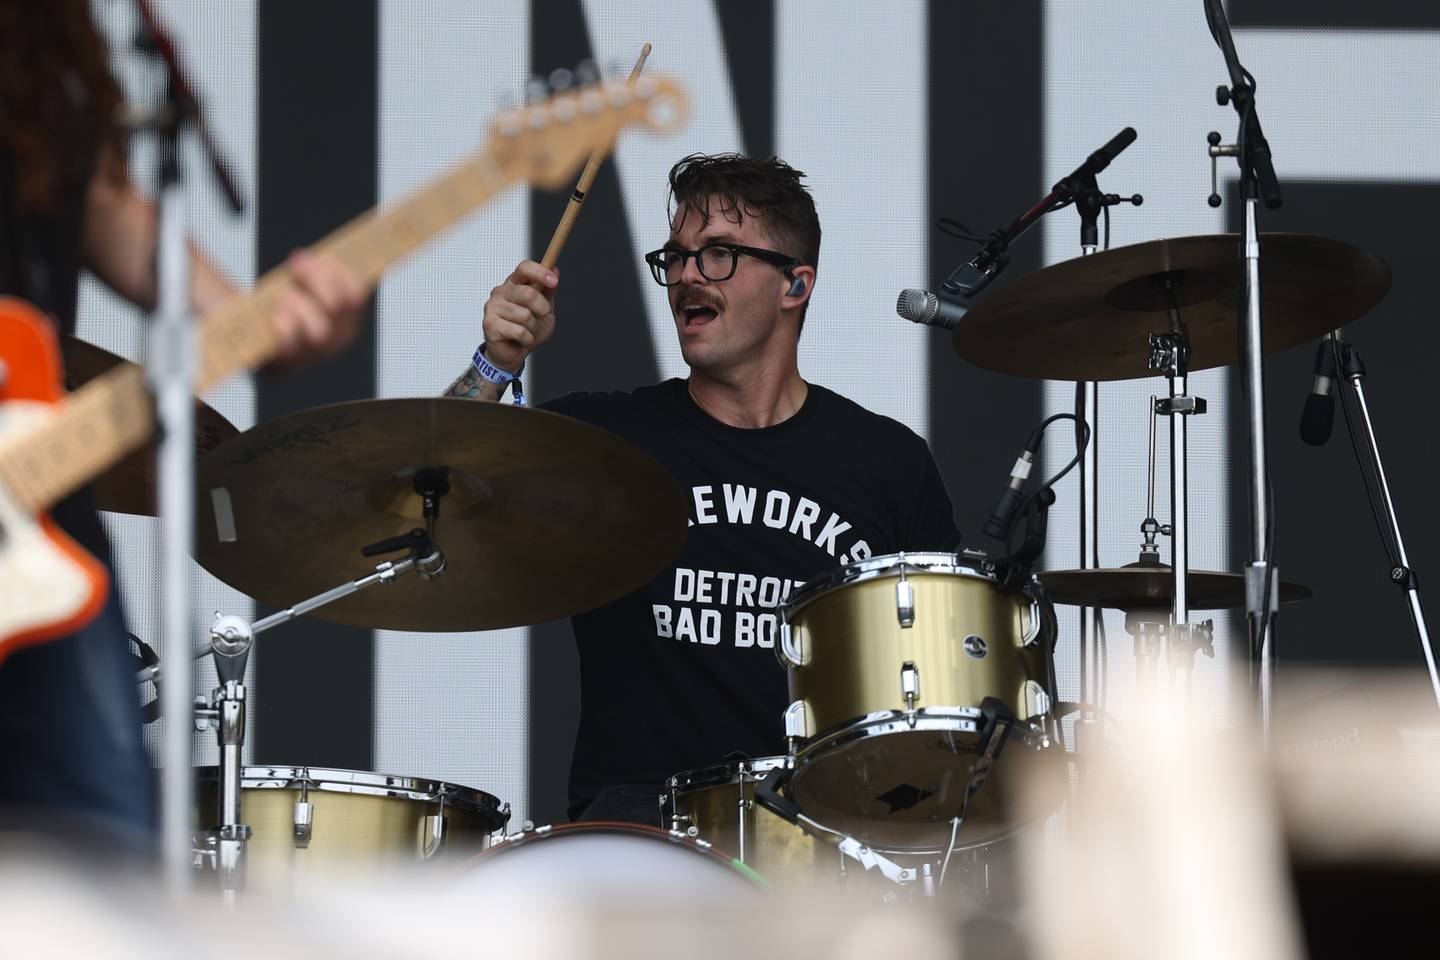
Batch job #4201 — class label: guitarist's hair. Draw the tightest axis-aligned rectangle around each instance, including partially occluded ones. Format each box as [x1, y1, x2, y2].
[0, 0, 127, 214]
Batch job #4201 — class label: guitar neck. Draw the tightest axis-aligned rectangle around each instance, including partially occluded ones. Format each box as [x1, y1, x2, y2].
[5, 152, 510, 517]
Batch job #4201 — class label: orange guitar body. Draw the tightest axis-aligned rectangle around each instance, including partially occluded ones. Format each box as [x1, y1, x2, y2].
[0, 298, 109, 666]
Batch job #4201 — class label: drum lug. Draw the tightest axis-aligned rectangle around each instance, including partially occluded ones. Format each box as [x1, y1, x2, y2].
[291, 779, 314, 848]
[778, 621, 808, 667]
[421, 812, 449, 859]
[895, 574, 915, 628]
[292, 800, 314, 849]
[901, 661, 921, 724]
[1021, 595, 1044, 648]
[784, 698, 814, 741]
[1023, 679, 1052, 719]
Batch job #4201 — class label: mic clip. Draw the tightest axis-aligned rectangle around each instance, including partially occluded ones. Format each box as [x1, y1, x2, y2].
[940, 251, 1009, 300]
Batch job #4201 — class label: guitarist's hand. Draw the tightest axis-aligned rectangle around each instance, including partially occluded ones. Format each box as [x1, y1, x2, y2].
[481, 260, 559, 371]
[268, 249, 368, 370]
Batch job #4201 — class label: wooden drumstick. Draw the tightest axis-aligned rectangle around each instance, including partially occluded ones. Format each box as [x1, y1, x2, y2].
[540, 42, 653, 269]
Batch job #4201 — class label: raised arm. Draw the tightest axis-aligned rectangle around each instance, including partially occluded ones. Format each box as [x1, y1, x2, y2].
[445, 260, 558, 401]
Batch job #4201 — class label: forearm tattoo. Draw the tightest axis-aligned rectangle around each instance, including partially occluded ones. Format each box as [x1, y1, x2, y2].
[445, 364, 488, 400]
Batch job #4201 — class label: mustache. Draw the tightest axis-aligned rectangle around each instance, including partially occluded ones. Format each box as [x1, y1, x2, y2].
[674, 288, 723, 310]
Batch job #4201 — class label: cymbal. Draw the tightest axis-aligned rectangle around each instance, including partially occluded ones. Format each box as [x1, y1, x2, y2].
[193, 398, 687, 632]
[61, 335, 240, 517]
[953, 234, 1390, 381]
[1039, 563, 1313, 611]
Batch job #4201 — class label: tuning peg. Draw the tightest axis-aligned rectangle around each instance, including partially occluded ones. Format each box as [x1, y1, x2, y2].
[547, 67, 574, 92]
[579, 86, 605, 115]
[551, 93, 578, 123]
[525, 75, 549, 103]
[575, 59, 599, 87]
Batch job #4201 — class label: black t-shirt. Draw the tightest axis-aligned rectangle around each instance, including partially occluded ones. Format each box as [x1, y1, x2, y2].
[543, 379, 960, 817]
[1, 76, 110, 564]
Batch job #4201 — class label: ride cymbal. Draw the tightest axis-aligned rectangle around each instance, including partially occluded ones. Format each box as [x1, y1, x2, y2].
[194, 398, 687, 632]
[953, 234, 1390, 381]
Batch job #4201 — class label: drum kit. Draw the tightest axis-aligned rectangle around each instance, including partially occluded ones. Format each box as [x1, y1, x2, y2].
[77, 192, 1399, 904]
[69, 10, 1412, 901]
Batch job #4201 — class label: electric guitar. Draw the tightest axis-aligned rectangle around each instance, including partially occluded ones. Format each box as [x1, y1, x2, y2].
[0, 75, 688, 664]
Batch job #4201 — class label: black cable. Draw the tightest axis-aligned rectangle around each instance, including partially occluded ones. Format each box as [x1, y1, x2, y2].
[935, 216, 984, 242]
[1002, 413, 1091, 557]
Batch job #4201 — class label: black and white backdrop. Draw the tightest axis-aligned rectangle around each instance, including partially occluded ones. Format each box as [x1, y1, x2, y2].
[80, 0, 1440, 825]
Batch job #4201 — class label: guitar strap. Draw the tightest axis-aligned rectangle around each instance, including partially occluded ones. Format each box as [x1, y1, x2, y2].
[0, 145, 30, 303]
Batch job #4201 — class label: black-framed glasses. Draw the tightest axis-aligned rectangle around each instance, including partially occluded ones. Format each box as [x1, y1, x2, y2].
[644, 242, 802, 287]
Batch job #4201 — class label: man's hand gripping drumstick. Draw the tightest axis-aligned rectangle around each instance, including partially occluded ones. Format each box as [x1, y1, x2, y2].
[446, 44, 654, 402]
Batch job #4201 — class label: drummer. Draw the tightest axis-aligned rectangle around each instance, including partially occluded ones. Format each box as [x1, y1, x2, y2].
[450, 153, 960, 823]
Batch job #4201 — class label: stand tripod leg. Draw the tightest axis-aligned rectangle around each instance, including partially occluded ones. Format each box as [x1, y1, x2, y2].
[1348, 378, 1440, 708]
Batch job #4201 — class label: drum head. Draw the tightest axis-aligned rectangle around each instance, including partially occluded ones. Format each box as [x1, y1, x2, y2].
[789, 719, 1067, 851]
[456, 822, 762, 898]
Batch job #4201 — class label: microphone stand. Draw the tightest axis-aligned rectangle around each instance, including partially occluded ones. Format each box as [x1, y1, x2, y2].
[129, 0, 246, 895]
[1331, 341, 1440, 707]
[1203, 0, 1283, 735]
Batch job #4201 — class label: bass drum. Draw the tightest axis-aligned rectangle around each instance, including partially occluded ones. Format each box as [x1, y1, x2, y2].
[457, 822, 762, 898]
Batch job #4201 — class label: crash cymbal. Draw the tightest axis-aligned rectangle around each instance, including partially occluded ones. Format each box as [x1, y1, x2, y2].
[1039, 562, 1312, 611]
[193, 398, 687, 632]
[61, 335, 240, 516]
[954, 234, 1390, 381]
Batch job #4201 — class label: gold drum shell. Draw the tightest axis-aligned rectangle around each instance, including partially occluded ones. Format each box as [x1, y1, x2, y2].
[779, 552, 1064, 851]
[196, 766, 509, 889]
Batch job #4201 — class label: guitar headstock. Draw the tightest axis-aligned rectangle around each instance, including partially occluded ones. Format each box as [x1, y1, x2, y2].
[487, 74, 690, 188]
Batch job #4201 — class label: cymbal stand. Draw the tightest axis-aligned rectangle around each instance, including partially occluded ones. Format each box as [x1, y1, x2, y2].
[1203, 0, 1284, 735]
[1127, 398, 1170, 696]
[191, 530, 443, 899]
[1331, 339, 1440, 707]
[128, 1, 248, 893]
[1068, 176, 1104, 729]
[1065, 179, 1142, 730]
[1148, 276, 1214, 710]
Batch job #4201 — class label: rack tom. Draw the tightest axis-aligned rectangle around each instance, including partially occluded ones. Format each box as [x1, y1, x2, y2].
[778, 551, 1062, 850]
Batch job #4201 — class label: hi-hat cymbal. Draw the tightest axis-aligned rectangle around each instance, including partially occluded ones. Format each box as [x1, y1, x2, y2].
[1039, 563, 1312, 611]
[61, 335, 240, 517]
[193, 398, 687, 632]
[953, 234, 1390, 381]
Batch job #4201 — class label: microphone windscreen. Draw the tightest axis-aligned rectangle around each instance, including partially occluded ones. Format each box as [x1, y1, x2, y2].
[1299, 392, 1335, 447]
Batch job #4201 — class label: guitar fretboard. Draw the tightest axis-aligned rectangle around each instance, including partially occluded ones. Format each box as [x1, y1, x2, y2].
[6, 152, 509, 516]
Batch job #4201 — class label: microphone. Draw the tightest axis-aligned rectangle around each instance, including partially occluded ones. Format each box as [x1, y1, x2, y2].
[1067, 126, 1137, 184]
[1300, 338, 1338, 447]
[982, 428, 1044, 540]
[897, 288, 968, 331]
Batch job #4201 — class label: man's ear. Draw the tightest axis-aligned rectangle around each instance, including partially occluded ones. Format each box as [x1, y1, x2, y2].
[782, 265, 816, 305]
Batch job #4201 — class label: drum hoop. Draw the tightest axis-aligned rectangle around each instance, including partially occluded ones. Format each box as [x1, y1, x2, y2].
[792, 708, 1054, 760]
[197, 765, 509, 823]
[664, 755, 792, 792]
[460, 821, 755, 875]
[781, 550, 999, 619]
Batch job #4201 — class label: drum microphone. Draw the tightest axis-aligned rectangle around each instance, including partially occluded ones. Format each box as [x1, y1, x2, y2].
[982, 428, 1044, 539]
[896, 288, 968, 330]
[1299, 337, 1339, 446]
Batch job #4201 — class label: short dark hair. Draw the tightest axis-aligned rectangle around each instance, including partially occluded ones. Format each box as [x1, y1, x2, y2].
[667, 153, 821, 326]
